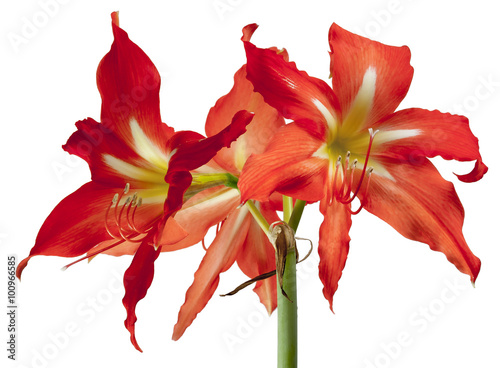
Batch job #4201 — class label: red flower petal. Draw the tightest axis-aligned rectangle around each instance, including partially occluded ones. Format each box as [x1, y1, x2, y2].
[18, 183, 118, 275]
[372, 108, 488, 182]
[168, 110, 254, 173]
[97, 13, 174, 156]
[236, 202, 280, 314]
[63, 118, 170, 187]
[359, 157, 481, 282]
[238, 123, 328, 202]
[205, 65, 285, 174]
[329, 23, 413, 126]
[172, 207, 252, 340]
[122, 237, 161, 352]
[318, 199, 352, 311]
[164, 186, 241, 251]
[244, 39, 339, 129]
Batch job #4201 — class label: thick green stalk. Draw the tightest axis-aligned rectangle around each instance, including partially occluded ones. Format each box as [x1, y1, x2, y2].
[283, 195, 294, 223]
[288, 199, 306, 233]
[277, 247, 297, 368]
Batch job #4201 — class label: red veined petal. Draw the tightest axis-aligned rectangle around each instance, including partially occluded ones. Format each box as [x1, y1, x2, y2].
[358, 157, 481, 282]
[329, 23, 413, 127]
[17, 181, 171, 278]
[238, 123, 328, 203]
[164, 186, 241, 251]
[19, 183, 118, 263]
[97, 12, 174, 157]
[122, 237, 161, 352]
[236, 202, 280, 314]
[244, 38, 339, 129]
[372, 108, 488, 182]
[63, 118, 169, 187]
[318, 198, 352, 311]
[205, 64, 285, 174]
[172, 207, 252, 340]
[168, 110, 253, 173]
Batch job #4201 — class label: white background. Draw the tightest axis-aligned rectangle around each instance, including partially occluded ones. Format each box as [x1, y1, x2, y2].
[1, 0, 499, 367]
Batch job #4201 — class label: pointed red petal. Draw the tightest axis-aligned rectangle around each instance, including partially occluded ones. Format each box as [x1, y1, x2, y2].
[122, 237, 161, 352]
[22, 182, 115, 259]
[98, 13, 174, 153]
[244, 39, 339, 127]
[237, 202, 280, 314]
[318, 199, 352, 311]
[168, 110, 253, 173]
[329, 23, 413, 126]
[172, 207, 252, 340]
[359, 158, 481, 282]
[205, 64, 285, 174]
[238, 123, 328, 202]
[373, 108, 487, 182]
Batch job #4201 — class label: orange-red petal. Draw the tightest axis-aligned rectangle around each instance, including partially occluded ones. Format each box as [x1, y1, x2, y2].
[205, 65, 285, 174]
[236, 202, 280, 314]
[328, 23, 413, 125]
[372, 108, 488, 182]
[238, 123, 328, 203]
[318, 198, 352, 311]
[359, 157, 481, 282]
[244, 38, 339, 128]
[172, 207, 252, 340]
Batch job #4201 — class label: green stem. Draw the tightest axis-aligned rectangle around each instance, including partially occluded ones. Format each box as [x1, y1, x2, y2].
[288, 199, 306, 233]
[283, 195, 294, 223]
[277, 247, 297, 368]
[245, 200, 270, 234]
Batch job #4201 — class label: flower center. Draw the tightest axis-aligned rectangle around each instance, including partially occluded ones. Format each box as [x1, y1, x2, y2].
[326, 128, 378, 214]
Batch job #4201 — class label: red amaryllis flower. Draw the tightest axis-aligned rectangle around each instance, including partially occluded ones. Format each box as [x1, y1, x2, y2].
[238, 24, 487, 310]
[17, 12, 253, 352]
[170, 24, 286, 341]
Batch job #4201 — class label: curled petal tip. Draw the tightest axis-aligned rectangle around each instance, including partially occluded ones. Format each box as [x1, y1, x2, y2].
[454, 159, 488, 183]
[16, 257, 31, 281]
[242, 23, 258, 42]
[111, 11, 120, 27]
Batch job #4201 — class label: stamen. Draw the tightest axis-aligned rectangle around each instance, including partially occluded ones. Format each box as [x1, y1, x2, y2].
[62, 239, 126, 270]
[349, 167, 373, 215]
[201, 238, 208, 251]
[338, 151, 351, 200]
[340, 130, 377, 205]
[328, 156, 342, 205]
[104, 193, 121, 239]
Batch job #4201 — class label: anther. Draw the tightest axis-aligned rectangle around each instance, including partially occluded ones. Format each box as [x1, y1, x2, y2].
[130, 192, 138, 206]
[124, 183, 130, 194]
[351, 159, 358, 170]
